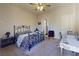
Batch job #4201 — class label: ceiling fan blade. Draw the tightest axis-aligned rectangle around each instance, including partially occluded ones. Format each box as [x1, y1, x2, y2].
[46, 5, 51, 7]
[29, 3, 36, 5]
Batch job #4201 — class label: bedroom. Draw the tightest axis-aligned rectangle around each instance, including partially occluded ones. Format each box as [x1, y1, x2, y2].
[0, 3, 79, 56]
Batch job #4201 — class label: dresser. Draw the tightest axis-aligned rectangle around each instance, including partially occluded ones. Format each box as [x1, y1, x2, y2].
[0, 37, 16, 48]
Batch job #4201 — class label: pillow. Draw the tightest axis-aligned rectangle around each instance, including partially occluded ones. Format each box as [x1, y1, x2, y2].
[15, 30, 32, 37]
[67, 35, 76, 39]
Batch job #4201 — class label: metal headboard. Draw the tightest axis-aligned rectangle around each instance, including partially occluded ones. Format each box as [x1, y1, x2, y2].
[13, 25, 30, 37]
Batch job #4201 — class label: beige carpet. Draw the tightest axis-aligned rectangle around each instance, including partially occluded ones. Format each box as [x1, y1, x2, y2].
[0, 44, 27, 56]
[0, 37, 76, 56]
[29, 38, 61, 56]
[0, 38, 60, 56]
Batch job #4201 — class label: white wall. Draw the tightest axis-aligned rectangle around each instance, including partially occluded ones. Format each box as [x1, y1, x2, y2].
[0, 4, 38, 38]
[38, 4, 76, 39]
[76, 4, 79, 34]
[0, 3, 78, 39]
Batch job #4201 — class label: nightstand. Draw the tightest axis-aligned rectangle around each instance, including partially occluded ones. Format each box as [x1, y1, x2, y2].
[0, 36, 16, 48]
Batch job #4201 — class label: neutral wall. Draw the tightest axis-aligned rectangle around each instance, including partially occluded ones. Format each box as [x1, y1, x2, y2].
[0, 3, 78, 39]
[38, 4, 76, 39]
[0, 4, 38, 38]
[76, 4, 79, 34]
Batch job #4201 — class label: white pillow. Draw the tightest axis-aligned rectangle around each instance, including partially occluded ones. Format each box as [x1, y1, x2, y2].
[67, 35, 76, 39]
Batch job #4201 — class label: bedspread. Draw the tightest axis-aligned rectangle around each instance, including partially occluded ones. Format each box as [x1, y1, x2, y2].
[17, 31, 44, 51]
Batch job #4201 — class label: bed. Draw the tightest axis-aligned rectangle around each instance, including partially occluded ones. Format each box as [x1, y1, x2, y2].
[14, 25, 44, 51]
[59, 31, 79, 55]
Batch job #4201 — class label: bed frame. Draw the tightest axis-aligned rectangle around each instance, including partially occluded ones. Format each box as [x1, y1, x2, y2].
[13, 25, 30, 38]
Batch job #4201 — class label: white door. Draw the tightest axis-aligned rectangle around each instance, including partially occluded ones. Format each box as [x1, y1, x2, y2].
[41, 19, 48, 35]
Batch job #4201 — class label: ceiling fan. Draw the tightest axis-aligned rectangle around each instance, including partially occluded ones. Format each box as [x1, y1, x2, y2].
[29, 3, 51, 11]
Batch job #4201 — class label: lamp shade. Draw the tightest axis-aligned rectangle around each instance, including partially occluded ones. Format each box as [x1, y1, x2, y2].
[5, 32, 10, 38]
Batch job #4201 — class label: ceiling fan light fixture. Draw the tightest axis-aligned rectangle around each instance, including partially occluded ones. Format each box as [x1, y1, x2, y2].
[37, 6, 40, 10]
[37, 6, 43, 11]
[40, 6, 43, 11]
[30, 3, 51, 11]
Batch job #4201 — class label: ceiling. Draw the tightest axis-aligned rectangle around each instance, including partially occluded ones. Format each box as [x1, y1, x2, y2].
[9, 3, 60, 14]
[8, 3, 71, 14]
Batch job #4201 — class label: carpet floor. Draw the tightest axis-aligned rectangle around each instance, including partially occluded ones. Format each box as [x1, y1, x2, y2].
[0, 37, 78, 56]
